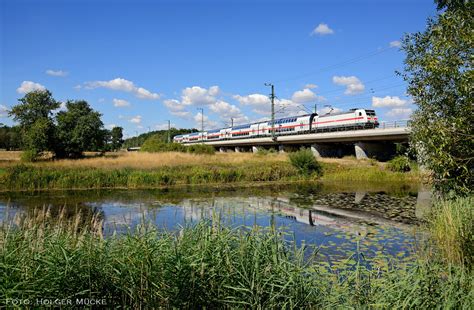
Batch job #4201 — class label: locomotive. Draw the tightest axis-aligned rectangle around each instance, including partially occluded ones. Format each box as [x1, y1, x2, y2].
[174, 108, 378, 143]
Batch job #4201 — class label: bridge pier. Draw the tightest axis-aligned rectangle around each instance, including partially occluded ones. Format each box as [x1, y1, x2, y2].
[278, 145, 286, 153]
[311, 144, 338, 158]
[354, 142, 396, 160]
[235, 146, 241, 153]
[219, 147, 226, 153]
[252, 146, 259, 153]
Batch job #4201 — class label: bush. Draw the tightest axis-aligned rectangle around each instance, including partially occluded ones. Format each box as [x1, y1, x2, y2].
[387, 156, 411, 172]
[21, 149, 39, 162]
[186, 144, 215, 155]
[288, 148, 322, 176]
[141, 135, 186, 153]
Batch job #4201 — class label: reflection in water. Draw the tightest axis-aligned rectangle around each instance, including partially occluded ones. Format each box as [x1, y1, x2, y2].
[0, 184, 430, 262]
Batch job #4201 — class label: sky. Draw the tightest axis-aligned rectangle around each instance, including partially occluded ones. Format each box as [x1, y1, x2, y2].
[0, 0, 437, 138]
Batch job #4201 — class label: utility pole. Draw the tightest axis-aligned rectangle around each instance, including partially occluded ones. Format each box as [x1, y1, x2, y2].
[167, 120, 171, 143]
[314, 103, 317, 114]
[231, 117, 234, 127]
[197, 108, 204, 132]
[264, 83, 276, 141]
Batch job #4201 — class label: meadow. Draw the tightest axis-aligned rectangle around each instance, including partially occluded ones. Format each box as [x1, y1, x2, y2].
[0, 151, 421, 191]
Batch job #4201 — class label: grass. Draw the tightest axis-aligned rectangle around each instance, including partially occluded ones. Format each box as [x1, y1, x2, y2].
[430, 196, 474, 268]
[0, 151, 421, 191]
[0, 206, 472, 308]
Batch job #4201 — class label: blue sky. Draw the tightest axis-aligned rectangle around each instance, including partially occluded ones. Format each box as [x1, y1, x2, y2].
[1, 0, 437, 138]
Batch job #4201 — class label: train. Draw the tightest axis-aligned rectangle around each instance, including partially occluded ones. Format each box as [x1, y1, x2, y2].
[173, 108, 378, 143]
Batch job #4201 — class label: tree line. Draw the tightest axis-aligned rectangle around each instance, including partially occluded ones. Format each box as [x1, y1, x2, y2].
[7, 90, 124, 160]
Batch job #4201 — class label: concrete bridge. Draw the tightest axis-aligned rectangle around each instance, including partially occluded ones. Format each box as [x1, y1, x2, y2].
[185, 120, 411, 160]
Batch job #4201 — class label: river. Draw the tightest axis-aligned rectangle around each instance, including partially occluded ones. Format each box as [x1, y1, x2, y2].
[0, 182, 431, 263]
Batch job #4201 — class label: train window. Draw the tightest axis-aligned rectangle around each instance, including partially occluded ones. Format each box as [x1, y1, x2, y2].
[359, 112, 362, 116]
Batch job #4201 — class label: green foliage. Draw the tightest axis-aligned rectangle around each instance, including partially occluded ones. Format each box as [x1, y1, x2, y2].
[1, 212, 472, 308]
[141, 134, 215, 154]
[387, 156, 412, 172]
[0, 163, 299, 190]
[8, 90, 59, 158]
[0, 125, 21, 150]
[20, 149, 39, 162]
[123, 128, 197, 148]
[401, 2, 473, 195]
[55, 100, 105, 158]
[186, 144, 215, 154]
[430, 196, 474, 268]
[288, 148, 323, 176]
[110, 126, 124, 151]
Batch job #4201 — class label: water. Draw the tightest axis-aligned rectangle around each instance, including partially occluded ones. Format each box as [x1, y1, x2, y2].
[0, 183, 431, 262]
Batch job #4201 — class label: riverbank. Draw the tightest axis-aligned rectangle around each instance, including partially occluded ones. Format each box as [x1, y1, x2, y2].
[0, 152, 421, 191]
[1, 200, 471, 308]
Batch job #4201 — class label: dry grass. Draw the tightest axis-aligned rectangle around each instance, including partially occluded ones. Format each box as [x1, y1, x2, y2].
[0, 151, 22, 162]
[29, 152, 288, 170]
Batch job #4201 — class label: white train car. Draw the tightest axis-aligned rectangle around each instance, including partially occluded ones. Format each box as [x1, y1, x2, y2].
[312, 109, 378, 132]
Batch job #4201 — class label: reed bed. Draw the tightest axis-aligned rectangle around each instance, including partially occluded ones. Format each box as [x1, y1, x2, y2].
[0, 207, 471, 308]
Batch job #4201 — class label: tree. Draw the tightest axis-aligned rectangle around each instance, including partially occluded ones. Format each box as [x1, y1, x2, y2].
[110, 126, 124, 151]
[9, 90, 59, 157]
[401, 0, 473, 195]
[55, 100, 105, 158]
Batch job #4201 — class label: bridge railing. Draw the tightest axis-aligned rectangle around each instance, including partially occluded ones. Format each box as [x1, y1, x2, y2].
[378, 119, 411, 129]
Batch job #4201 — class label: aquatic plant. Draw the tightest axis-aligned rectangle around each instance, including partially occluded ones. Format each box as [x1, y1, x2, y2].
[0, 207, 471, 308]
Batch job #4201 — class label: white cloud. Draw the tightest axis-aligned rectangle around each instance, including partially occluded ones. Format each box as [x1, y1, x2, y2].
[74, 85, 82, 90]
[155, 122, 176, 130]
[181, 86, 220, 106]
[84, 78, 160, 100]
[113, 98, 131, 107]
[304, 83, 318, 89]
[98, 98, 105, 103]
[209, 100, 248, 124]
[311, 23, 334, 36]
[194, 112, 218, 130]
[291, 88, 325, 103]
[16, 81, 46, 94]
[129, 115, 142, 124]
[332, 76, 365, 95]
[0, 104, 8, 117]
[233, 94, 270, 106]
[106, 124, 117, 129]
[389, 40, 401, 48]
[372, 96, 407, 107]
[46, 69, 68, 77]
[386, 108, 413, 118]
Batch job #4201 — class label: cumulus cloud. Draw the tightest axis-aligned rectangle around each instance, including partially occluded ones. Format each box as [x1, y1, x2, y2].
[332, 76, 365, 95]
[291, 88, 326, 104]
[389, 40, 401, 48]
[16, 81, 46, 94]
[84, 78, 160, 100]
[46, 69, 68, 77]
[0, 104, 8, 117]
[311, 23, 334, 36]
[386, 108, 413, 118]
[319, 106, 342, 115]
[234, 93, 307, 116]
[209, 100, 248, 124]
[113, 98, 131, 107]
[181, 86, 220, 106]
[372, 96, 407, 107]
[304, 83, 318, 89]
[106, 124, 117, 129]
[233, 94, 270, 106]
[194, 112, 218, 129]
[129, 115, 142, 124]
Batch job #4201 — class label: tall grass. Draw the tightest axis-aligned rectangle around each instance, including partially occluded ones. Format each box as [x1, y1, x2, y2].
[430, 196, 474, 267]
[0, 162, 304, 191]
[1, 208, 472, 308]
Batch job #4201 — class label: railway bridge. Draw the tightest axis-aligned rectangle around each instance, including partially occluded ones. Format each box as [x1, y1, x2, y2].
[185, 120, 411, 160]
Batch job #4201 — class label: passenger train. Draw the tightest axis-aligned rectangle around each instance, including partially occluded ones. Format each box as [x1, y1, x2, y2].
[173, 108, 378, 143]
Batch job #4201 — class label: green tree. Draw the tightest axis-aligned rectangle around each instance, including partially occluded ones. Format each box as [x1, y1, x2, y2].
[401, 1, 473, 195]
[55, 100, 105, 158]
[111, 126, 124, 151]
[9, 90, 59, 158]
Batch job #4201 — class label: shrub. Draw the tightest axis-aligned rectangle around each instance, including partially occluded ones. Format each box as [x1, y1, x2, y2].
[21, 149, 39, 162]
[288, 148, 322, 176]
[387, 156, 411, 172]
[141, 135, 186, 153]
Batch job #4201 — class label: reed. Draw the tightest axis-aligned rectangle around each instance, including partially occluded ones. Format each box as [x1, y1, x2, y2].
[430, 196, 473, 267]
[1, 207, 471, 308]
